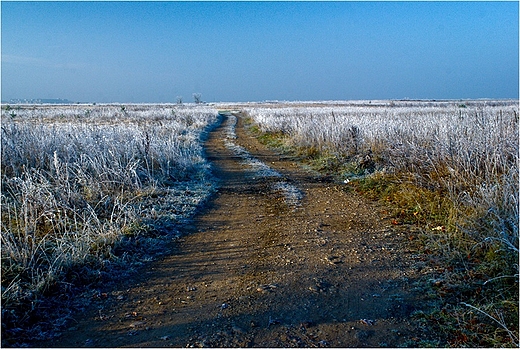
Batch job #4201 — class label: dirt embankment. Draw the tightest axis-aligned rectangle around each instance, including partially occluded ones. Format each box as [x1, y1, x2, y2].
[40, 112, 427, 347]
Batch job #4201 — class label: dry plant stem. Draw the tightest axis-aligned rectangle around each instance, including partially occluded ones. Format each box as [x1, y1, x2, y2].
[483, 274, 520, 286]
[461, 302, 519, 346]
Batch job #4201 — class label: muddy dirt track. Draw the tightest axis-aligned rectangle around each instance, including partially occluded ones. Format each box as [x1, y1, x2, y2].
[42, 113, 427, 347]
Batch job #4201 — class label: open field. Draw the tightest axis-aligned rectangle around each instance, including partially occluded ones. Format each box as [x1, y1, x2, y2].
[244, 99, 519, 346]
[32, 108, 428, 348]
[245, 100, 518, 248]
[1, 104, 219, 342]
[1, 100, 518, 347]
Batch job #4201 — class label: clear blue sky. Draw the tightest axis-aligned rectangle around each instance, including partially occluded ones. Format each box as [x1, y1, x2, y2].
[1, 1, 518, 103]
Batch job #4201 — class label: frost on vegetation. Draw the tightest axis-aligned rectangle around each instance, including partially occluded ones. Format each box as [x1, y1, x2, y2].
[246, 100, 520, 345]
[245, 100, 519, 249]
[138, 180, 215, 225]
[0, 104, 219, 313]
[222, 114, 302, 205]
[223, 114, 281, 178]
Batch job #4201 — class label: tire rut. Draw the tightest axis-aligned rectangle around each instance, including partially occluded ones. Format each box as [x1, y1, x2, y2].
[42, 112, 425, 347]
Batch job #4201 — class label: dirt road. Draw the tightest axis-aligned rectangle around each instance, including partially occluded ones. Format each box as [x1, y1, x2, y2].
[44, 113, 425, 347]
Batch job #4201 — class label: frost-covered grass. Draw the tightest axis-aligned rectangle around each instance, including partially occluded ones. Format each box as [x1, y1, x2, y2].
[222, 113, 302, 206]
[245, 100, 519, 346]
[1, 104, 218, 343]
[245, 100, 518, 250]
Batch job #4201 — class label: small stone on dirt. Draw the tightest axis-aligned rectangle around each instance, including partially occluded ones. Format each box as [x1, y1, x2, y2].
[257, 284, 278, 293]
[325, 255, 343, 264]
[359, 319, 376, 326]
[309, 285, 320, 292]
[232, 325, 245, 334]
[130, 321, 146, 328]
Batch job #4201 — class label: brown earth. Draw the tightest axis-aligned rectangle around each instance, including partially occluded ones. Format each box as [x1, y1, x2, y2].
[40, 113, 428, 347]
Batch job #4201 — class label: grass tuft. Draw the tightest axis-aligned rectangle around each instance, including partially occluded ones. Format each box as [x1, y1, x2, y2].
[244, 101, 519, 347]
[1, 104, 219, 346]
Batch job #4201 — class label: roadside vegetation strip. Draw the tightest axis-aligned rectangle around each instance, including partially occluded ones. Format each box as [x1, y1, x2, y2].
[244, 100, 519, 347]
[222, 113, 303, 206]
[1, 104, 219, 344]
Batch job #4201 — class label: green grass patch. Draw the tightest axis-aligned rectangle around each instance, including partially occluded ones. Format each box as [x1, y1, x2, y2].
[257, 131, 288, 149]
[352, 173, 518, 347]
[246, 120, 518, 347]
[245, 120, 290, 150]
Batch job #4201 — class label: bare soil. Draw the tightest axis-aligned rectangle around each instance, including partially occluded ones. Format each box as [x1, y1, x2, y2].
[40, 113, 427, 347]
